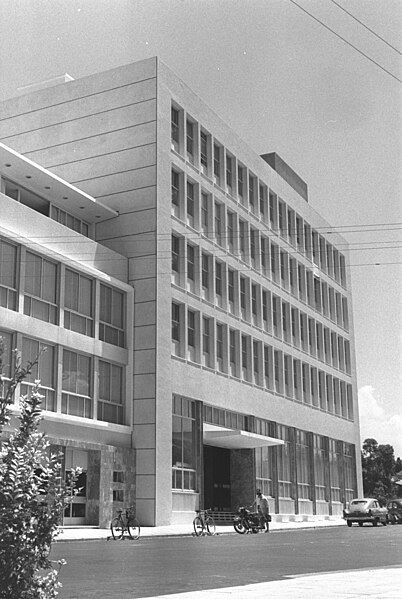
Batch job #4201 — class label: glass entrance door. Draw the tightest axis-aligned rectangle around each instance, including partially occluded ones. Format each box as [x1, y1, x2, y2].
[63, 449, 88, 525]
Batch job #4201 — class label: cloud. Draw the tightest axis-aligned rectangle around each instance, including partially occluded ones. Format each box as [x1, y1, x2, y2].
[358, 386, 402, 459]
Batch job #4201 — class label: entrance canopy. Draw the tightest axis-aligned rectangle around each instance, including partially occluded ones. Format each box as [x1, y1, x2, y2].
[203, 423, 285, 450]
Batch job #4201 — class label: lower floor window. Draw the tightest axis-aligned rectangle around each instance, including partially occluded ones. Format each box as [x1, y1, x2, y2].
[172, 395, 198, 491]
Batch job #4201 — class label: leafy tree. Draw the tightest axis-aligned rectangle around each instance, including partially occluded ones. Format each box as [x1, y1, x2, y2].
[0, 338, 78, 598]
[361, 438, 400, 504]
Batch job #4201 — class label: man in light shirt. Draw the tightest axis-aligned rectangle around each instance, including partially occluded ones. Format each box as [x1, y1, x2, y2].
[255, 488, 270, 532]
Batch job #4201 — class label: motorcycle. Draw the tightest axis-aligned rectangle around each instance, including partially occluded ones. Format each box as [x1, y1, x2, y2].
[233, 506, 265, 534]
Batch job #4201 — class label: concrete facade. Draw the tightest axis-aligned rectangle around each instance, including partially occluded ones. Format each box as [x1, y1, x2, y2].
[0, 57, 362, 527]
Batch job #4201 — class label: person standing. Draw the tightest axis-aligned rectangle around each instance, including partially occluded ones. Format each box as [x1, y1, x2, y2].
[255, 488, 270, 532]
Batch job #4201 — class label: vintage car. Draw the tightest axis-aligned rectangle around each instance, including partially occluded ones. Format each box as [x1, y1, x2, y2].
[343, 498, 388, 527]
[386, 498, 402, 524]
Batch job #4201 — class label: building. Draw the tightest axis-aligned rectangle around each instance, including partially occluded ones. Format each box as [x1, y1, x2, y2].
[0, 57, 363, 527]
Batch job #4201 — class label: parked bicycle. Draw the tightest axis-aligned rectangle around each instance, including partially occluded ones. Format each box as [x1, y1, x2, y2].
[193, 509, 216, 536]
[110, 506, 140, 540]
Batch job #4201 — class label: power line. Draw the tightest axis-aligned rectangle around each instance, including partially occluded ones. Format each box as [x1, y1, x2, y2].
[288, 0, 402, 83]
[329, 0, 402, 55]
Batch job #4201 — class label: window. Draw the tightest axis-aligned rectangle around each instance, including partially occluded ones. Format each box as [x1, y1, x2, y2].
[272, 295, 280, 337]
[98, 360, 124, 424]
[296, 431, 311, 500]
[0, 238, 18, 311]
[4, 179, 49, 216]
[255, 441, 275, 497]
[172, 396, 198, 491]
[228, 268, 236, 313]
[240, 276, 248, 320]
[237, 164, 244, 199]
[264, 345, 273, 389]
[229, 329, 238, 377]
[278, 200, 287, 238]
[202, 317, 211, 367]
[259, 184, 267, 221]
[296, 215, 304, 252]
[249, 174, 256, 212]
[99, 284, 125, 347]
[172, 234, 180, 279]
[329, 439, 341, 502]
[172, 302, 182, 354]
[61, 350, 92, 418]
[0, 330, 13, 392]
[274, 350, 283, 393]
[253, 340, 260, 384]
[171, 106, 180, 150]
[262, 290, 270, 331]
[226, 154, 233, 190]
[171, 169, 180, 217]
[51, 206, 89, 237]
[277, 425, 293, 498]
[214, 201, 223, 245]
[187, 243, 195, 289]
[64, 269, 93, 336]
[250, 228, 258, 266]
[241, 334, 249, 380]
[251, 283, 259, 325]
[216, 323, 224, 371]
[201, 253, 210, 298]
[186, 181, 195, 227]
[213, 143, 221, 184]
[200, 131, 209, 172]
[239, 219, 247, 262]
[314, 435, 327, 501]
[280, 251, 288, 287]
[24, 251, 58, 324]
[293, 359, 301, 400]
[20, 337, 55, 412]
[187, 309, 197, 361]
[215, 260, 223, 302]
[201, 192, 209, 235]
[186, 119, 194, 160]
[269, 191, 277, 231]
[227, 211, 235, 253]
[270, 242, 279, 282]
[284, 354, 292, 396]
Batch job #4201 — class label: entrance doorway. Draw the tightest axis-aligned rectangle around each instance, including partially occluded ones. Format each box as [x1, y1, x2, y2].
[203, 446, 231, 511]
[63, 449, 88, 525]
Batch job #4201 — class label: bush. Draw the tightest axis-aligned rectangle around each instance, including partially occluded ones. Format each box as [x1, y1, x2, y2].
[0, 340, 78, 598]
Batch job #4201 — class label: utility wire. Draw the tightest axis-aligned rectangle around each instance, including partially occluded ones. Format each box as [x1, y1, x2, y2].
[329, 0, 402, 55]
[288, 0, 402, 83]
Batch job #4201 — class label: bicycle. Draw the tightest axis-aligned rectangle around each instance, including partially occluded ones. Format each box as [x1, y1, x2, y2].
[193, 509, 216, 536]
[110, 506, 140, 540]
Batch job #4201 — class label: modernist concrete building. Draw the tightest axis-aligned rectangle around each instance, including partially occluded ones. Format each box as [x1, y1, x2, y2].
[0, 57, 363, 526]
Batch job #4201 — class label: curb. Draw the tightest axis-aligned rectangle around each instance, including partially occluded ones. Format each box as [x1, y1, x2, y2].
[54, 523, 346, 543]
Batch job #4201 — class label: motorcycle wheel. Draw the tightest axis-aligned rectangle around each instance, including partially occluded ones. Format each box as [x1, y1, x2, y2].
[233, 520, 247, 534]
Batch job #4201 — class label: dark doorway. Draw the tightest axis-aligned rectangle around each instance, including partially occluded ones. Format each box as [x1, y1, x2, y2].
[203, 446, 231, 511]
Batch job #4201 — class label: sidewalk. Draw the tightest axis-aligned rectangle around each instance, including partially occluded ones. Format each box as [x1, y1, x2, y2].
[56, 517, 346, 542]
[142, 568, 402, 599]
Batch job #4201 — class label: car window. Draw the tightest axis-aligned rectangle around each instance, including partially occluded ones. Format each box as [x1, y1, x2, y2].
[351, 500, 366, 505]
[373, 501, 378, 508]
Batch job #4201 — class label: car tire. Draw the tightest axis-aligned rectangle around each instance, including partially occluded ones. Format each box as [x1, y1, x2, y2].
[358, 522, 363, 527]
[382, 519, 387, 526]
[372, 519, 378, 527]
[347, 520, 352, 527]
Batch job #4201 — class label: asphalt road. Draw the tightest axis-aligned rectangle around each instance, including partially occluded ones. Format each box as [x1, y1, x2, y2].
[54, 526, 402, 599]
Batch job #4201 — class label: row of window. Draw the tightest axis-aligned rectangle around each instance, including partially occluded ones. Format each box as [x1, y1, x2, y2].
[0, 237, 126, 347]
[2, 177, 91, 237]
[172, 396, 356, 501]
[172, 253, 351, 376]
[172, 175, 348, 324]
[171, 107, 347, 288]
[256, 424, 356, 503]
[0, 329, 125, 425]
[171, 303, 354, 420]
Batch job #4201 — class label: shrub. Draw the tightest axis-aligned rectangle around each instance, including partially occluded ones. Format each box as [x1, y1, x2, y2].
[0, 340, 78, 598]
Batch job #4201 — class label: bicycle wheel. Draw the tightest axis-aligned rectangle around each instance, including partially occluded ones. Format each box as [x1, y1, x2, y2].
[206, 516, 216, 536]
[110, 516, 124, 539]
[193, 516, 204, 536]
[127, 517, 140, 540]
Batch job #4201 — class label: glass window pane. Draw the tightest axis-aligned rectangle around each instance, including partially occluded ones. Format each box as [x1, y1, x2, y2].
[42, 260, 57, 303]
[79, 276, 92, 316]
[25, 252, 41, 296]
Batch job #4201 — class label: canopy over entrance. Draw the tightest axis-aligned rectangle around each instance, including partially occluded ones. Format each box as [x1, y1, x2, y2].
[203, 423, 285, 450]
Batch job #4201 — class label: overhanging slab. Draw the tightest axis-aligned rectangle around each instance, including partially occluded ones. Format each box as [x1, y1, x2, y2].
[0, 142, 117, 221]
[203, 423, 284, 449]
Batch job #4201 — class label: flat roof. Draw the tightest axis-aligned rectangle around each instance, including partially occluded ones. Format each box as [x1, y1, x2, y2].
[203, 423, 285, 450]
[0, 142, 117, 221]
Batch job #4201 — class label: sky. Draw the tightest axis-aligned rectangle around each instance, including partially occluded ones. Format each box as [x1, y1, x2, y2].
[0, 0, 401, 456]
